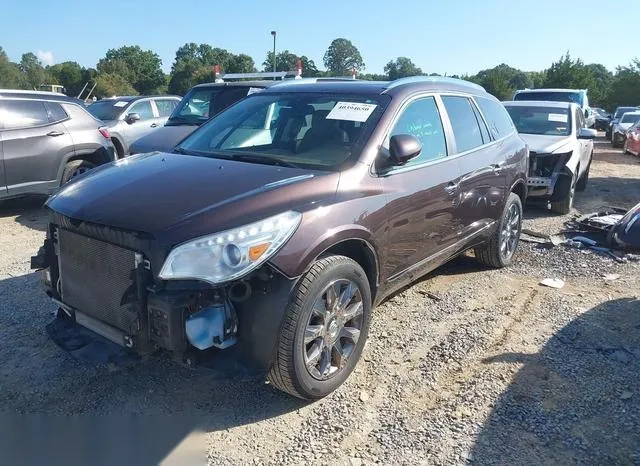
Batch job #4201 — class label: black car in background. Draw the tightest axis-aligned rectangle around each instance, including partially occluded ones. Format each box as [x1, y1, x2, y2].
[592, 107, 611, 131]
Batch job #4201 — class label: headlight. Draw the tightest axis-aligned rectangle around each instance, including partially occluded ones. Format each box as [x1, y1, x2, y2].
[159, 211, 301, 284]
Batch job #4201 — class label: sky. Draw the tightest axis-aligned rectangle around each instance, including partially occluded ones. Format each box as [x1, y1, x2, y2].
[0, 0, 636, 76]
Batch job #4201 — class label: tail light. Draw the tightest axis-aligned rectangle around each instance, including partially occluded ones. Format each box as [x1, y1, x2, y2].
[98, 127, 110, 139]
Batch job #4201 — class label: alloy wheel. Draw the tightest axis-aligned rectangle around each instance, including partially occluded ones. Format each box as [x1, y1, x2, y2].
[303, 279, 364, 381]
[500, 203, 521, 260]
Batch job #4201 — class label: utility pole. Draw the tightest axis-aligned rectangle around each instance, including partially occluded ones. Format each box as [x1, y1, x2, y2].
[271, 30, 277, 76]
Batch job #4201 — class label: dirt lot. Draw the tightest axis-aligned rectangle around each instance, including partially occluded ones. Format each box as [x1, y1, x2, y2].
[1, 137, 639, 465]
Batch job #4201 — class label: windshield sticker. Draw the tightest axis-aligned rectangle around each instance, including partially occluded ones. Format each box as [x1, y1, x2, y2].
[326, 102, 378, 122]
[247, 87, 263, 95]
[548, 113, 568, 123]
[113, 101, 128, 107]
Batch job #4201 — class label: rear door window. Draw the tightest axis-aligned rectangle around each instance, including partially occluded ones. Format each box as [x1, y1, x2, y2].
[1, 100, 49, 129]
[388, 96, 447, 166]
[155, 99, 179, 117]
[475, 97, 516, 140]
[441, 96, 484, 153]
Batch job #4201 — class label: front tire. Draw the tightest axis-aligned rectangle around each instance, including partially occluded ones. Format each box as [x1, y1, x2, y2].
[550, 173, 576, 214]
[576, 156, 591, 192]
[267, 255, 372, 400]
[475, 192, 522, 268]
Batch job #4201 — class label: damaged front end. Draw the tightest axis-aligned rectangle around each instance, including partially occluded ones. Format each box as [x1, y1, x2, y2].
[30, 215, 297, 372]
[526, 151, 573, 200]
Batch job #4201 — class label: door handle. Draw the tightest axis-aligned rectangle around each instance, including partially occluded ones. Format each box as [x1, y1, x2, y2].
[444, 182, 458, 195]
[46, 131, 64, 137]
[150, 123, 158, 128]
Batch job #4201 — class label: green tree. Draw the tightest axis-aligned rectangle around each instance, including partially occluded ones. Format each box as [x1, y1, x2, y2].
[323, 38, 365, 76]
[19, 52, 46, 89]
[97, 46, 164, 94]
[226, 53, 256, 73]
[262, 50, 319, 76]
[47, 61, 84, 96]
[0, 46, 28, 89]
[168, 43, 233, 95]
[471, 64, 532, 100]
[94, 72, 137, 98]
[584, 63, 613, 105]
[543, 52, 596, 90]
[384, 57, 422, 80]
[525, 71, 546, 88]
[606, 60, 640, 110]
[358, 73, 387, 81]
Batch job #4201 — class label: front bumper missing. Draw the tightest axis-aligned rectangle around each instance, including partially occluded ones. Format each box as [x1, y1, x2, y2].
[32, 227, 298, 372]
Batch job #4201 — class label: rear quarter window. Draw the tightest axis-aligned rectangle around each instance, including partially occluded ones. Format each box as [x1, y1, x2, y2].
[475, 97, 515, 140]
[45, 102, 68, 123]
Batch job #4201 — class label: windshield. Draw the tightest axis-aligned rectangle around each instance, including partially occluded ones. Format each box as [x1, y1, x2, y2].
[168, 87, 254, 126]
[514, 91, 584, 107]
[615, 107, 638, 119]
[177, 92, 389, 170]
[620, 113, 640, 124]
[87, 100, 130, 121]
[505, 105, 571, 136]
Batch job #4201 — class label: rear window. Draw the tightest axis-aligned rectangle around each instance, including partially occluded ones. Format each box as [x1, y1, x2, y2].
[475, 97, 515, 139]
[514, 91, 584, 107]
[87, 100, 130, 121]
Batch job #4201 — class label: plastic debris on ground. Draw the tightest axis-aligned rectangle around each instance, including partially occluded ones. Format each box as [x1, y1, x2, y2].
[540, 278, 565, 289]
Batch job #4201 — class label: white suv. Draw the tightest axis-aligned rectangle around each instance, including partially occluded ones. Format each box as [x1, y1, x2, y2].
[513, 88, 595, 129]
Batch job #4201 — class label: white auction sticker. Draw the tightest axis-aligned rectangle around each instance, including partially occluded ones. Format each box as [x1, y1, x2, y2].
[247, 87, 263, 95]
[548, 113, 568, 123]
[326, 102, 377, 122]
[113, 101, 128, 107]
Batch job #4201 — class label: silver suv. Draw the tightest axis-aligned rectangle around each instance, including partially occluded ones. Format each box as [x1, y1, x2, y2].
[0, 90, 116, 201]
[87, 95, 181, 158]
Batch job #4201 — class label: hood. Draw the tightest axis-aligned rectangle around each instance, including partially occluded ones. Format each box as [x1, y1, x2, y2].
[46, 152, 339, 242]
[129, 125, 197, 154]
[617, 123, 633, 130]
[517, 134, 573, 154]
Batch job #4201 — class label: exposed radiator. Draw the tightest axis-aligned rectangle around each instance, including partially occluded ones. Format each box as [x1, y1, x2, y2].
[57, 228, 140, 333]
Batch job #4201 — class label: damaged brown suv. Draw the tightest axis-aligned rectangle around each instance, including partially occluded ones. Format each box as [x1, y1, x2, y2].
[32, 77, 528, 399]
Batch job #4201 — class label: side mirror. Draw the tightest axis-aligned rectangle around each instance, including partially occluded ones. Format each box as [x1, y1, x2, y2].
[125, 113, 141, 124]
[578, 128, 597, 139]
[389, 134, 422, 165]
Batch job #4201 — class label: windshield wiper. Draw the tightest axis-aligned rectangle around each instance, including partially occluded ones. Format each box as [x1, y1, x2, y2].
[226, 152, 300, 169]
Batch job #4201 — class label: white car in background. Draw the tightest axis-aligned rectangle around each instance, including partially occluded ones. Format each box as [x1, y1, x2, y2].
[503, 100, 597, 214]
[512, 88, 595, 129]
[611, 111, 640, 148]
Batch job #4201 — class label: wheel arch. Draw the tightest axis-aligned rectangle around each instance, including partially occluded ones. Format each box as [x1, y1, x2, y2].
[54, 147, 111, 185]
[510, 178, 528, 205]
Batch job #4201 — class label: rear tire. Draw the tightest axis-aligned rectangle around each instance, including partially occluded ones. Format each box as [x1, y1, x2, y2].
[550, 173, 576, 214]
[267, 255, 372, 400]
[61, 160, 95, 185]
[474, 192, 522, 268]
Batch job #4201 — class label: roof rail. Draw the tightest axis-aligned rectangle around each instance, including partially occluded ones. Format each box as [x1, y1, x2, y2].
[0, 88, 66, 96]
[271, 77, 363, 86]
[213, 60, 303, 83]
[386, 76, 485, 91]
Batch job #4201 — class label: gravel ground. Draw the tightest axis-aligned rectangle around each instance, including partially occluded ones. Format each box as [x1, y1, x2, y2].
[0, 136, 639, 465]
